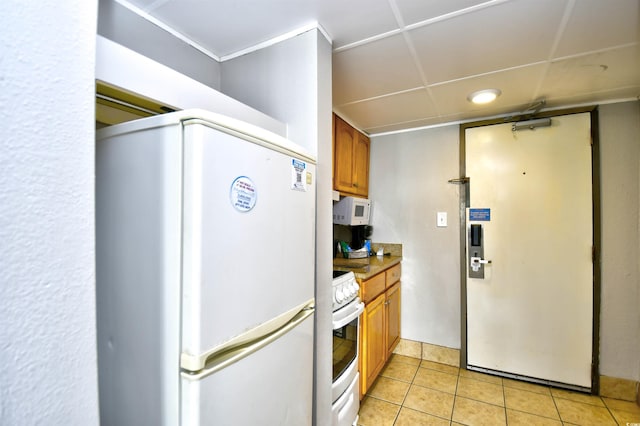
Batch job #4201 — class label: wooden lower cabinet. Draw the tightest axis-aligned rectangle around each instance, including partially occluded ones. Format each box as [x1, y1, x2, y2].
[359, 264, 401, 397]
[361, 292, 386, 394]
[385, 282, 401, 360]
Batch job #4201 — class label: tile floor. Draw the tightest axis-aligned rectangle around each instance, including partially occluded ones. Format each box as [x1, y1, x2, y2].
[358, 354, 640, 426]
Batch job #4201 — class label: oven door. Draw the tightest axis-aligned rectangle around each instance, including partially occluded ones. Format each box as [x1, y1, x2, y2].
[332, 299, 364, 401]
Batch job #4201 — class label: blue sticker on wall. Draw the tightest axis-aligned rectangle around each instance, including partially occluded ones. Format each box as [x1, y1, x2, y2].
[469, 208, 491, 221]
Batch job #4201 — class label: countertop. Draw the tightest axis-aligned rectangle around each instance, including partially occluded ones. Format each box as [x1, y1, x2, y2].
[333, 255, 402, 281]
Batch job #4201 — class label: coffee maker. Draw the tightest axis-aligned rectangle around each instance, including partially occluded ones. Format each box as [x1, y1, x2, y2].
[351, 224, 373, 253]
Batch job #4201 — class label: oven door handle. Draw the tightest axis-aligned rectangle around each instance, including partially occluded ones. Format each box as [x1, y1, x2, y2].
[332, 300, 364, 329]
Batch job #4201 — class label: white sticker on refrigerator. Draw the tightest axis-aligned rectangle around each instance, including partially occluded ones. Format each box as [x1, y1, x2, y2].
[230, 176, 257, 212]
[291, 159, 309, 191]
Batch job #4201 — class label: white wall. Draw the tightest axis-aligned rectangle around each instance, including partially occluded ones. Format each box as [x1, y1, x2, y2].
[95, 36, 286, 136]
[599, 101, 640, 381]
[220, 28, 335, 424]
[98, 0, 222, 89]
[369, 125, 461, 348]
[0, 1, 99, 425]
[314, 34, 335, 426]
[220, 30, 322, 154]
[369, 101, 640, 383]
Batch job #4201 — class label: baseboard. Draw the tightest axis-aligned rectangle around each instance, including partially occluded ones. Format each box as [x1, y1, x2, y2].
[392, 338, 460, 367]
[600, 375, 640, 403]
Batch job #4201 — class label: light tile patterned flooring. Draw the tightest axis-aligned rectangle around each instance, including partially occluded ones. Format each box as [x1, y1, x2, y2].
[358, 354, 640, 426]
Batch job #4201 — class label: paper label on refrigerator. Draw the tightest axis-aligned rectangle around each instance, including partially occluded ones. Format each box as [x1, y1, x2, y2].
[230, 176, 257, 212]
[291, 159, 309, 191]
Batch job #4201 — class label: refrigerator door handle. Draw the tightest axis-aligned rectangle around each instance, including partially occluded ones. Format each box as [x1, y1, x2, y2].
[181, 299, 314, 380]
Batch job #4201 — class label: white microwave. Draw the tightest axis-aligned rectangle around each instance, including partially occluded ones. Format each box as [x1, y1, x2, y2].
[333, 196, 371, 225]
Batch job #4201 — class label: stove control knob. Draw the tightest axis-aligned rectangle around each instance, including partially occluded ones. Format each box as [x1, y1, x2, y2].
[343, 284, 352, 298]
[350, 283, 359, 295]
[344, 286, 353, 298]
[335, 289, 345, 303]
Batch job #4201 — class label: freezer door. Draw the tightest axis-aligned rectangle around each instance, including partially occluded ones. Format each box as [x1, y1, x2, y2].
[181, 312, 314, 425]
[180, 120, 316, 369]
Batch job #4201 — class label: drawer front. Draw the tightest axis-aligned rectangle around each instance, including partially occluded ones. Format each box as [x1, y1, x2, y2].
[360, 273, 385, 304]
[385, 264, 401, 287]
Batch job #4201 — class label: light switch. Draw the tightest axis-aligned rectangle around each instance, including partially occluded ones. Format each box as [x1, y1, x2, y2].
[437, 212, 447, 227]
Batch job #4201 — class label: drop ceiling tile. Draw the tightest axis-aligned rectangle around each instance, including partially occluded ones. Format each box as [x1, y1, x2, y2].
[139, 0, 400, 56]
[333, 34, 424, 104]
[152, 0, 371, 58]
[428, 63, 547, 116]
[409, 0, 568, 83]
[541, 45, 640, 99]
[337, 88, 438, 130]
[121, 0, 640, 133]
[543, 86, 640, 108]
[315, 0, 400, 47]
[151, 0, 293, 57]
[366, 116, 445, 135]
[394, 0, 488, 26]
[554, 0, 640, 58]
[429, 107, 509, 127]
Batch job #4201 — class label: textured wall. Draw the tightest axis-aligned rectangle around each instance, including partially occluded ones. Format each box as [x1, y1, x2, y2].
[369, 125, 462, 348]
[370, 101, 640, 382]
[0, 1, 99, 424]
[220, 30, 319, 153]
[598, 101, 640, 381]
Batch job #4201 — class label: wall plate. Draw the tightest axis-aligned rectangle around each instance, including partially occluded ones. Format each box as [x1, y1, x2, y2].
[437, 212, 447, 227]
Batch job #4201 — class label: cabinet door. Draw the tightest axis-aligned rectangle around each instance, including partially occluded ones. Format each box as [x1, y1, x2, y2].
[385, 282, 401, 359]
[333, 116, 356, 193]
[353, 132, 370, 197]
[360, 293, 386, 396]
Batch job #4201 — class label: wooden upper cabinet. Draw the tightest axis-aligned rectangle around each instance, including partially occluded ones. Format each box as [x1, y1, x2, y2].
[333, 114, 370, 198]
[353, 131, 370, 195]
[333, 115, 355, 191]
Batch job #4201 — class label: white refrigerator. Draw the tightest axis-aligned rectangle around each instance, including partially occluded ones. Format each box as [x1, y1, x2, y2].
[96, 109, 316, 425]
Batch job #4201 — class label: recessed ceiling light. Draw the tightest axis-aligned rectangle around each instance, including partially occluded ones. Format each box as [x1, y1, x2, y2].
[467, 89, 501, 104]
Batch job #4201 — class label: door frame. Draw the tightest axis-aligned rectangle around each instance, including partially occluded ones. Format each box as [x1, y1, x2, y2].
[457, 106, 602, 393]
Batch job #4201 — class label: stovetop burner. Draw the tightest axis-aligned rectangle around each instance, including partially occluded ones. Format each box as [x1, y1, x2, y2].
[333, 270, 349, 279]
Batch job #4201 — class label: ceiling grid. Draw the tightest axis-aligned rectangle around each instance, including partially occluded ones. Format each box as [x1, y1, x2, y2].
[118, 0, 640, 134]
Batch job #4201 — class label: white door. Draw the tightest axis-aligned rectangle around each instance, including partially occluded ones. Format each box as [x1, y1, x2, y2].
[465, 113, 593, 388]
